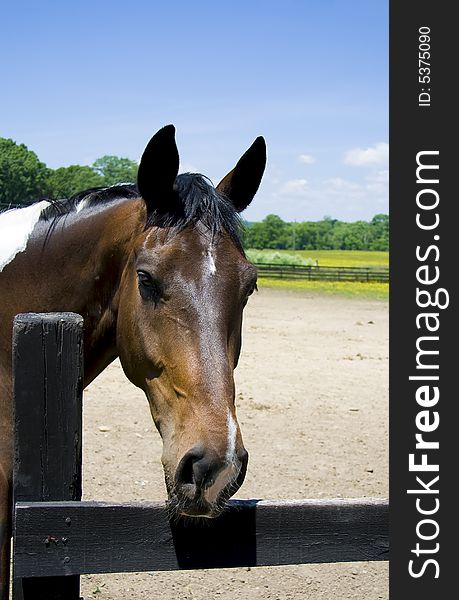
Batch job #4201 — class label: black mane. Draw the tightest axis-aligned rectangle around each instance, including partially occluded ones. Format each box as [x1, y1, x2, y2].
[39, 174, 244, 250]
[39, 183, 139, 221]
[148, 173, 243, 250]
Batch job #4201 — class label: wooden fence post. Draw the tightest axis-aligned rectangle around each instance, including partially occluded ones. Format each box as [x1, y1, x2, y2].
[12, 313, 83, 600]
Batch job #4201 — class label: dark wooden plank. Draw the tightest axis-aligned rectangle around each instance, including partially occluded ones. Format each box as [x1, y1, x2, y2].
[13, 313, 83, 503]
[12, 313, 83, 600]
[14, 498, 389, 577]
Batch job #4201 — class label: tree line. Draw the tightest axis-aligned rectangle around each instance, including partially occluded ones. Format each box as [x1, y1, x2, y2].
[0, 138, 388, 251]
[243, 214, 388, 251]
[0, 137, 138, 205]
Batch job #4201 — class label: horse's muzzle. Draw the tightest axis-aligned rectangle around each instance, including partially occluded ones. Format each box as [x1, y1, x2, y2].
[169, 446, 248, 518]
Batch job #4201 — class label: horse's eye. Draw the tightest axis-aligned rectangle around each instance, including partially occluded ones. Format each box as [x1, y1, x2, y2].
[243, 283, 258, 306]
[137, 270, 162, 303]
[137, 271, 153, 287]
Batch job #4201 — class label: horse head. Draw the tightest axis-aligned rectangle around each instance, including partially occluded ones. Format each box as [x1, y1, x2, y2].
[117, 125, 266, 517]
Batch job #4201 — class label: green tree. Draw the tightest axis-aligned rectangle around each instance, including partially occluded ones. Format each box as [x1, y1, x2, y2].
[47, 165, 105, 199]
[243, 214, 388, 252]
[313, 217, 337, 249]
[92, 155, 138, 186]
[0, 138, 50, 205]
[294, 221, 318, 249]
[369, 214, 389, 250]
[244, 215, 289, 249]
[262, 214, 288, 249]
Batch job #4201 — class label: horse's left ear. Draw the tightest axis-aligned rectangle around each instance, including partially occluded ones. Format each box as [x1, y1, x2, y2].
[137, 124, 180, 214]
[216, 137, 266, 212]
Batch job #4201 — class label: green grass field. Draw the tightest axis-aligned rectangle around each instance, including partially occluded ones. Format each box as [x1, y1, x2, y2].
[246, 249, 389, 299]
[246, 249, 388, 268]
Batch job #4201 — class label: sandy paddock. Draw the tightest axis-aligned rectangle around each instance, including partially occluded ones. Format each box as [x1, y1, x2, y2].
[80, 287, 388, 600]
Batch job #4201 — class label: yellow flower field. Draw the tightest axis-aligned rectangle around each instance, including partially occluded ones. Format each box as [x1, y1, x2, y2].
[257, 277, 389, 300]
[247, 249, 389, 268]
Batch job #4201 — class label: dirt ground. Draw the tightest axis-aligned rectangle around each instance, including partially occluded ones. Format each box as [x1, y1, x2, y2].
[80, 286, 388, 600]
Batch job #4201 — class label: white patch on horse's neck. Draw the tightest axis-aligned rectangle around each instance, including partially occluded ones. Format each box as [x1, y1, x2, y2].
[207, 248, 216, 275]
[75, 197, 90, 213]
[0, 201, 49, 272]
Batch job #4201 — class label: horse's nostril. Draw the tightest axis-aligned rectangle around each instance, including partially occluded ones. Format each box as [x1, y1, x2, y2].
[175, 446, 206, 487]
[177, 453, 194, 486]
[173, 445, 248, 514]
[175, 446, 226, 491]
[236, 447, 249, 485]
[237, 447, 249, 465]
[192, 456, 213, 489]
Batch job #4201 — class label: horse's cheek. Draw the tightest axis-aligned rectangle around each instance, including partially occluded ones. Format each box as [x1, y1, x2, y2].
[116, 289, 145, 386]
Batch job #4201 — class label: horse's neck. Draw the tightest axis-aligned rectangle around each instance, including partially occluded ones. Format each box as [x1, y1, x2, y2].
[0, 199, 145, 385]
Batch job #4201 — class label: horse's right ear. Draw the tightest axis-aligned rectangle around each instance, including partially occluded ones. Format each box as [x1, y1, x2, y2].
[137, 125, 179, 213]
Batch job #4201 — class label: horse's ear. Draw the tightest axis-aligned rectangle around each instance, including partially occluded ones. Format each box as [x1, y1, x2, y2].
[216, 137, 266, 212]
[137, 124, 179, 213]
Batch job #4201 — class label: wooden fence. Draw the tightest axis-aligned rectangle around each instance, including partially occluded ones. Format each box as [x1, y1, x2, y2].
[0, 202, 22, 211]
[254, 263, 389, 282]
[11, 314, 389, 599]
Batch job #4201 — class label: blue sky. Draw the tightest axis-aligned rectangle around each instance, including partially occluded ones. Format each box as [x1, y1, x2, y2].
[1, 1, 388, 221]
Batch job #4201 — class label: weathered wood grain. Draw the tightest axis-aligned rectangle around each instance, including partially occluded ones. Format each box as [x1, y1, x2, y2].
[14, 498, 389, 578]
[13, 313, 83, 599]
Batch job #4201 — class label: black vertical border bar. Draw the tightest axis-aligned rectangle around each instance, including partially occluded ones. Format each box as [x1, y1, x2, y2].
[390, 3, 455, 598]
[12, 313, 83, 600]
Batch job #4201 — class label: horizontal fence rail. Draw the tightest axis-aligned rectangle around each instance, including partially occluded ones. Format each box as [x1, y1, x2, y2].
[254, 263, 389, 283]
[14, 498, 389, 578]
[0, 202, 24, 211]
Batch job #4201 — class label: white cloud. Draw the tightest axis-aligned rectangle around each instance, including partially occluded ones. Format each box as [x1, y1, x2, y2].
[365, 170, 389, 196]
[366, 169, 389, 183]
[325, 177, 361, 192]
[280, 179, 308, 195]
[298, 154, 315, 164]
[344, 142, 388, 167]
[245, 173, 388, 222]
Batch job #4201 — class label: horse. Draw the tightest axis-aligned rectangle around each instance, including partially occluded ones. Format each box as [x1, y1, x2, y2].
[0, 124, 266, 597]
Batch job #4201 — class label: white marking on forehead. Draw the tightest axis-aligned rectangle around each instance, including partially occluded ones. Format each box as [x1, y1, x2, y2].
[207, 248, 216, 275]
[142, 228, 155, 250]
[0, 201, 49, 272]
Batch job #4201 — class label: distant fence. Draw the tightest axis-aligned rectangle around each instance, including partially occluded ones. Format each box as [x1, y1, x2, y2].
[254, 263, 389, 283]
[11, 314, 389, 599]
[0, 202, 22, 211]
